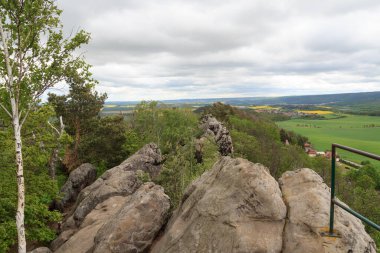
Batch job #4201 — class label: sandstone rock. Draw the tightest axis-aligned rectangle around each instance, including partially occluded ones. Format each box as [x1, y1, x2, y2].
[93, 183, 170, 253]
[54, 196, 130, 253]
[119, 142, 162, 178]
[53, 143, 170, 253]
[27, 247, 52, 253]
[55, 163, 97, 210]
[69, 143, 162, 226]
[200, 114, 233, 156]
[279, 168, 377, 253]
[72, 170, 141, 226]
[151, 156, 286, 253]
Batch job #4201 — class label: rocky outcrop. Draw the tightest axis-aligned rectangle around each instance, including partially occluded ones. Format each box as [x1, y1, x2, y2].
[200, 114, 233, 156]
[93, 183, 170, 253]
[279, 168, 376, 253]
[51, 143, 170, 253]
[151, 156, 287, 253]
[152, 157, 376, 253]
[41, 144, 376, 253]
[118, 142, 162, 178]
[54, 163, 97, 210]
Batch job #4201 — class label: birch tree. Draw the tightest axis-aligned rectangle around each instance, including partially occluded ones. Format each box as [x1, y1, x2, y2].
[0, 1, 89, 252]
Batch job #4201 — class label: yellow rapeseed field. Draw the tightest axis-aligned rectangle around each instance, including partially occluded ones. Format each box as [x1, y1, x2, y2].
[250, 105, 279, 110]
[297, 110, 333, 115]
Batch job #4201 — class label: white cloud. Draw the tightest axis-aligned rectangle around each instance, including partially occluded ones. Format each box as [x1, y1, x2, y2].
[57, 0, 380, 100]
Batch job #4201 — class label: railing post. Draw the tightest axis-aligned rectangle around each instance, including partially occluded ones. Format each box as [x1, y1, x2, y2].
[329, 144, 336, 235]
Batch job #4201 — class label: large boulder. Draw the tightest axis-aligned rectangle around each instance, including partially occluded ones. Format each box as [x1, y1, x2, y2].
[54, 163, 97, 210]
[200, 114, 233, 156]
[118, 142, 162, 178]
[151, 156, 287, 253]
[52, 143, 170, 253]
[69, 143, 161, 227]
[279, 168, 376, 253]
[93, 183, 170, 253]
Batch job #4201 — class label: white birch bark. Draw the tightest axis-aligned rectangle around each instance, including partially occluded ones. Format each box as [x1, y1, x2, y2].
[0, 19, 27, 253]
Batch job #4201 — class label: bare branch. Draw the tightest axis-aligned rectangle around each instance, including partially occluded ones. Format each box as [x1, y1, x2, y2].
[0, 18, 14, 96]
[19, 107, 31, 130]
[0, 102, 12, 118]
[47, 120, 60, 135]
[59, 116, 65, 135]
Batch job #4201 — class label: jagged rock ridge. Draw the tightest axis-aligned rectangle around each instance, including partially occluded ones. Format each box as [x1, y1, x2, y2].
[152, 157, 376, 253]
[30, 145, 376, 253]
[50, 143, 170, 253]
[198, 114, 233, 157]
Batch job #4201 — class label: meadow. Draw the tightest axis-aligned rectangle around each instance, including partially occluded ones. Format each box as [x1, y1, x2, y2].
[277, 114, 380, 164]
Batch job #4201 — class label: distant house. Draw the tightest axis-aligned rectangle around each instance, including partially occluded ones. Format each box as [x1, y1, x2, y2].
[307, 149, 317, 157]
[304, 142, 312, 152]
[316, 151, 325, 156]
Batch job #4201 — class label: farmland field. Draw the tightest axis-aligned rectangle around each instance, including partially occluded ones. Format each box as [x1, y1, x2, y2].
[277, 114, 380, 164]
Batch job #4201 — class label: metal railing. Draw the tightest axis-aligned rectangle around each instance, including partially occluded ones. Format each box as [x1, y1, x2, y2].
[325, 143, 380, 237]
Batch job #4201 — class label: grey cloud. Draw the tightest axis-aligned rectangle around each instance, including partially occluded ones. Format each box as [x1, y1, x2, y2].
[55, 0, 380, 101]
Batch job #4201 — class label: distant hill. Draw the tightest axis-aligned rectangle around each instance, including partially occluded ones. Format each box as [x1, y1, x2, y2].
[106, 91, 380, 106]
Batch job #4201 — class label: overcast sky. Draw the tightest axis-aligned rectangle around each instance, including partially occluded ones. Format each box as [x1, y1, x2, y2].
[57, 0, 380, 101]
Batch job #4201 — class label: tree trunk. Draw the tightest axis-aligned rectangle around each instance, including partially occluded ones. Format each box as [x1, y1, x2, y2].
[49, 148, 59, 180]
[48, 116, 65, 179]
[11, 99, 26, 253]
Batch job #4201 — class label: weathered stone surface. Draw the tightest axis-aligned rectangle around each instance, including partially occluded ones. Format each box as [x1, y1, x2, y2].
[119, 142, 162, 178]
[68, 143, 162, 227]
[55, 163, 97, 210]
[279, 168, 377, 253]
[151, 156, 286, 253]
[72, 170, 141, 226]
[200, 114, 233, 156]
[93, 183, 170, 253]
[28, 247, 52, 253]
[53, 143, 170, 253]
[54, 196, 129, 253]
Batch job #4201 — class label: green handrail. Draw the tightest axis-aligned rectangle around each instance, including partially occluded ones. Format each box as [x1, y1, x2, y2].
[327, 143, 380, 236]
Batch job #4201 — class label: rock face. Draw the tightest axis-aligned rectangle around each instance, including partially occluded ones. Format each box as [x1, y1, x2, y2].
[45, 145, 376, 253]
[52, 143, 170, 253]
[118, 142, 162, 178]
[279, 168, 376, 253]
[54, 163, 97, 210]
[151, 156, 287, 253]
[200, 114, 233, 156]
[152, 158, 377, 253]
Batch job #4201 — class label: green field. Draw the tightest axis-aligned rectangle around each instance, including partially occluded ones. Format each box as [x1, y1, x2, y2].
[277, 114, 380, 164]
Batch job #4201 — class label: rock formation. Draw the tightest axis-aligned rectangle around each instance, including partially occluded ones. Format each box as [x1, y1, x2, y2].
[51, 143, 170, 253]
[28, 143, 376, 253]
[151, 157, 287, 253]
[152, 157, 376, 253]
[199, 114, 233, 156]
[280, 168, 376, 253]
[53, 163, 97, 210]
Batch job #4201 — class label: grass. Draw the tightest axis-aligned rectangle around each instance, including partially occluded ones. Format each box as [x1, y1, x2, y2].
[277, 114, 380, 164]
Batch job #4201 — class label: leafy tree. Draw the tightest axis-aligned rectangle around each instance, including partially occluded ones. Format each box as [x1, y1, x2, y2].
[48, 66, 107, 170]
[79, 115, 129, 174]
[0, 105, 66, 252]
[0, 1, 89, 251]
